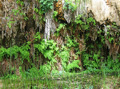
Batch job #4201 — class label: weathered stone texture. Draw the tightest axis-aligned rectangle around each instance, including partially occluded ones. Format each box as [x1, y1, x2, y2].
[87, 0, 120, 25]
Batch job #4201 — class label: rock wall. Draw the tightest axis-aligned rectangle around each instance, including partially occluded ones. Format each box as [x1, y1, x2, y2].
[87, 0, 120, 25]
[0, 0, 119, 46]
[0, 0, 120, 75]
[58, 0, 120, 25]
[56, 0, 120, 59]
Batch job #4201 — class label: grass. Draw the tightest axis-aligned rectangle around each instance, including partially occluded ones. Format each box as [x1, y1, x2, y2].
[1, 71, 120, 89]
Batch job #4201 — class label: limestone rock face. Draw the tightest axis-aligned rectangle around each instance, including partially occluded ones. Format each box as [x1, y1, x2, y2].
[0, 0, 119, 47]
[58, 0, 120, 25]
[87, 0, 120, 25]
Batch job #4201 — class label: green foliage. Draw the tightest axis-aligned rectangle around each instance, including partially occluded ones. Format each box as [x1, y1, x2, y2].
[39, 0, 57, 13]
[33, 7, 44, 23]
[8, 0, 28, 28]
[56, 24, 65, 32]
[53, 11, 58, 17]
[53, 11, 58, 21]
[108, 37, 114, 43]
[39, 64, 51, 75]
[66, 37, 79, 48]
[26, 67, 41, 78]
[82, 53, 101, 70]
[82, 51, 120, 73]
[19, 42, 30, 62]
[7, 20, 15, 29]
[63, 0, 77, 12]
[97, 29, 105, 44]
[0, 43, 30, 62]
[56, 23, 66, 36]
[75, 15, 84, 24]
[104, 56, 120, 71]
[34, 35, 81, 72]
[0, 47, 8, 60]
[13, 0, 28, 20]
[1, 0, 120, 85]
[1, 20, 119, 76]
[34, 39, 58, 62]
[59, 47, 70, 70]
[75, 15, 96, 32]
[87, 17, 96, 26]
[0, 32, 59, 76]
[16, 0, 24, 6]
[67, 60, 81, 72]
[34, 32, 41, 41]
[105, 24, 120, 44]
[0, 46, 19, 60]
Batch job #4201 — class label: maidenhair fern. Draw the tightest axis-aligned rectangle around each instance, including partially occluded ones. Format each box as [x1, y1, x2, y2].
[67, 60, 81, 72]
[0, 32, 82, 73]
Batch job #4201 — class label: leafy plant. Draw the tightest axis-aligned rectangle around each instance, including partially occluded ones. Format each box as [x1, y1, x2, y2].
[0, 41, 30, 62]
[7, 20, 15, 28]
[39, 0, 57, 13]
[53, 11, 58, 21]
[82, 53, 101, 70]
[63, 0, 77, 12]
[19, 42, 30, 62]
[56, 23, 66, 36]
[66, 37, 79, 48]
[87, 17, 96, 26]
[39, 64, 51, 75]
[12, 0, 28, 21]
[105, 56, 120, 71]
[75, 15, 84, 24]
[67, 60, 81, 72]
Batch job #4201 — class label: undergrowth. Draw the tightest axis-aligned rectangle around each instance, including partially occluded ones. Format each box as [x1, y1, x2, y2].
[0, 31, 120, 78]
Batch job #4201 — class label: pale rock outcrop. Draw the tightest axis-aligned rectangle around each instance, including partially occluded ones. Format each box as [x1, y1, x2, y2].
[44, 10, 56, 41]
[87, 0, 120, 25]
[61, 0, 120, 25]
